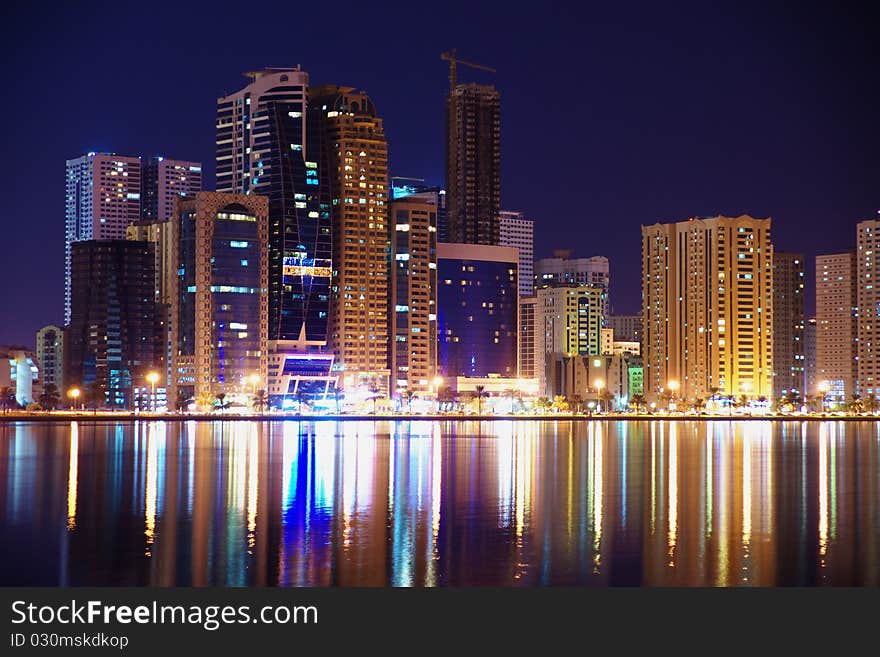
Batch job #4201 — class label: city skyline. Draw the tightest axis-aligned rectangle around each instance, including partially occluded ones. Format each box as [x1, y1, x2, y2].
[1, 1, 878, 346]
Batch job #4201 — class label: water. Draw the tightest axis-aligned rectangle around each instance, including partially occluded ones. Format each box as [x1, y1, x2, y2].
[1, 419, 879, 586]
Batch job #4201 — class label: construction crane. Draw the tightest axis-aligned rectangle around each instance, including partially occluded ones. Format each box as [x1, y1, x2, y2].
[440, 49, 496, 92]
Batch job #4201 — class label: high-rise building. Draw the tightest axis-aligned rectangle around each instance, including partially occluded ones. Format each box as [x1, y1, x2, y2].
[437, 243, 518, 378]
[216, 68, 331, 347]
[804, 317, 817, 398]
[772, 252, 805, 399]
[815, 252, 857, 402]
[168, 192, 269, 405]
[65, 152, 201, 326]
[519, 296, 537, 379]
[534, 251, 611, 319]
[390, 199, 438, 395]
[65, 240, 159, 408]
[140, 156, 202, 222]
[65, 153, 142, 324]
[36, 325, 64, 394]
[856, 219, 880, 396]
[310, 85, 391, 394]
[446, 83, 500, 245]
[534, 285, 605, 396]
[608, 314, 643, 344]
[642, 215, 774, 401]
[499, 210, 534, 297]
[391, 177, 448, 243]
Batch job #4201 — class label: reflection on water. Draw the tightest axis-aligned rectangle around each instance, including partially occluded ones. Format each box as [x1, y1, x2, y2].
[1, 419, 879, 586]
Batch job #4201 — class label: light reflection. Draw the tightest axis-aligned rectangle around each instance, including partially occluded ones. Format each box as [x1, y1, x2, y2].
[66, 422, 78, 531]
[1, 419, 879, 587]
[667, 422, 677, 567]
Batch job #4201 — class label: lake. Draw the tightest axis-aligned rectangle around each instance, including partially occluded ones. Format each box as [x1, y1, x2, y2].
[1, 419, 878, 586]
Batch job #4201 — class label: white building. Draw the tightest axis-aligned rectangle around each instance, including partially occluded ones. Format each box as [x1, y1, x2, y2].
[499, 210, 535, 298]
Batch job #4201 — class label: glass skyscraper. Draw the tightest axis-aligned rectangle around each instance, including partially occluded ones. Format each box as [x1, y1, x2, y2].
[216, 68, 331, 347]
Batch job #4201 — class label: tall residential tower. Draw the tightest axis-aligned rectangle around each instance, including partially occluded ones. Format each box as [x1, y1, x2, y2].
[642, 215, 774, 401]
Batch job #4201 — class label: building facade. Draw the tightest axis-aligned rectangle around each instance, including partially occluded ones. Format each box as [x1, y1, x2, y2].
[519, 296, 537, 379]
[804, 317, 817, 398]
[608, 314, 643, 344]
[390, 199, 438, 395]
[65, 153, 142, 324]
[535, 285, 605, 397]
[310, 85, 391, 394]
[446, 83, 501, 245]
[0, 347, 40, 407]
[391, 177, 447, 242]
[216, 68, 332, 347]
[437, 243, 518, 378]
[815, 252, 857, 402]
[534, 251, 611, 320]
[140, 156, 202, 222]
[499, 210, 534, 297]
[36, 325, 64, 394]
[168, 192, 269, 405]
[642, 215, 774, 402]
[772, 252, 805, 399]
[856, 219, 880, 397]
[65, 240, 159, 408]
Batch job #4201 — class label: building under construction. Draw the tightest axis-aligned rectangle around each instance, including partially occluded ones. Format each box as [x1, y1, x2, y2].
[442, 50, 501, 245]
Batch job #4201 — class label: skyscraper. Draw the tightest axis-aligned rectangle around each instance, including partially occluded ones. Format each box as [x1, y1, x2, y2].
[437, 243, 518, 378]
[642, 215, 774, 401]
[856, 219, 880, 396]
[815, 252, 857, 402]
[65, 240, 159, 408]
[168, 192, 269, 406]
[36, 325, 64, 394]
[519, 296, 537, 380]
[310, 85, 391, 393]
[216, 68, 331, 347]
[534, 251, 611, 319]
[390, 199, 438, 395]
[391, 177, 447, 242]
[140, 156, 202, 222]
[65, 153, 141, 325]
[65, 152, 201, 326]
[499, 210, 535, 297]
[446, 83, 500, 245]
[772, 252, 805, 399]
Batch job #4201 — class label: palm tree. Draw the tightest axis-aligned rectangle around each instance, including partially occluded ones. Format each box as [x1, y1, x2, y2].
[599, 389, 614, 413]
[333, 387, 344, 414]
[0, 386, 15, 414]
[176, 390, 191, 413]
[866, 393, 879, 414]
[552, 395, 569, 412]
[195, 391, 214, 412]
[252, 388, 268, 413]
[630, 394, 647, 413]
[847, 394, 864, 415]
[39, 383, 60, 411]
[295, 388, 308, 414]
[474, 385, 487, 414]
[569, 394, 584, 414]
[216, 392, 226, 413]
[402, 389, 414, 414]
[367, 382, 381, 415]
[737, 395, 749, 410]
[535, 397, 551, 413]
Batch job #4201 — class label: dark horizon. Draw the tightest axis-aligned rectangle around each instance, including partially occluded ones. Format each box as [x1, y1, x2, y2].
[1, 0, 877, 346]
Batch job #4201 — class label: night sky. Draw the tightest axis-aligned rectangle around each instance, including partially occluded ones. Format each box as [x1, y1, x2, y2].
[1, 1, 876, 346]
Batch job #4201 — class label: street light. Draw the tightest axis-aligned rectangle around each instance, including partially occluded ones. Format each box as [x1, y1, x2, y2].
[146, 372, 159, 413]
[432, 376, 444, 411]
[68, 387, 81, 411]
[595, 379, 605, 413]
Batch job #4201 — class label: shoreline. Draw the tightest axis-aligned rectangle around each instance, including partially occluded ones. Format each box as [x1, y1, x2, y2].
[2, 412, 879, 423]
